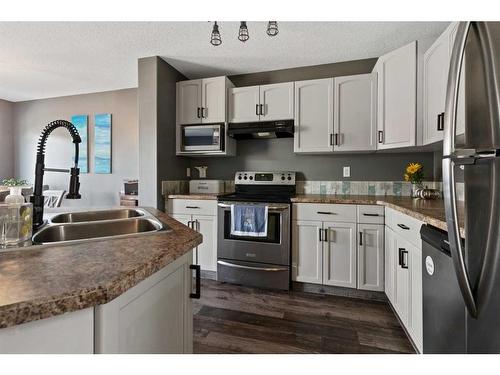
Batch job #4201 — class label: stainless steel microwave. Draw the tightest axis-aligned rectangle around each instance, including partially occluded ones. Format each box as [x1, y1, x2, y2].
[181, 124, 224, 152]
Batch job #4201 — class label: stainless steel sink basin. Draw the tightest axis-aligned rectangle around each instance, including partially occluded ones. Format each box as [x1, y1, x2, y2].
[33, 217, 167, 244]
[50, 208, 144, 223]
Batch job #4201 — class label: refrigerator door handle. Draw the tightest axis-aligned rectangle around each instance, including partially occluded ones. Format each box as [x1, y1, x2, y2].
[443, 21, 478, 318]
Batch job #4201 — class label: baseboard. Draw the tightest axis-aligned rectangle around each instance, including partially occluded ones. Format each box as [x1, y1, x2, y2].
[201, 270, 217, 280]
[291, 282, 387, 302]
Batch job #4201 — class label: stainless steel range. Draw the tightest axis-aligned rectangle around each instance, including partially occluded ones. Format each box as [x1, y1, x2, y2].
[217, 171, 296, 290]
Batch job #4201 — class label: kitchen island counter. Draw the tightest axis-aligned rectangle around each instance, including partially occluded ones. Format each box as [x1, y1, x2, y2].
[0, 208, 201, 329]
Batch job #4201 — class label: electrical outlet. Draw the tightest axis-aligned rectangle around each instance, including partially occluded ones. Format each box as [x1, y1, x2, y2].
[186, 167, 191, 178]
[343, 166, 351, 178]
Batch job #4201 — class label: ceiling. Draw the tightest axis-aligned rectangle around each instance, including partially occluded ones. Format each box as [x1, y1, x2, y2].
[0, 22, 449, 102]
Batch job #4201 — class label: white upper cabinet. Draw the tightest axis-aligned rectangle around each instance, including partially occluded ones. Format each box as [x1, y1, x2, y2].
[260, 82, 295, 121]
[228, 86, 260, 123]
[423, 22, 464, 144]
[423, 23, 458, 144]
[333, 73, 377, 151]
[294, 78, 334, 153]
[373, 41, 417, 149]
[202, 77, 227, 123]
[228, 82, 294, 123]
[177, 79, 202, 125]
[177, 76, 230, 125]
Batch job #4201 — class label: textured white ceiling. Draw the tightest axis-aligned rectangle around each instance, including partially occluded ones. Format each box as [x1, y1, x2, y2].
[0, 22, 449, 102]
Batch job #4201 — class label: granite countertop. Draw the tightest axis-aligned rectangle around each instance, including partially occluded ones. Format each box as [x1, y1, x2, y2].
[0, 208, 202, 329]
[291, 195, 465, 235]
[166, 193, 464, 235]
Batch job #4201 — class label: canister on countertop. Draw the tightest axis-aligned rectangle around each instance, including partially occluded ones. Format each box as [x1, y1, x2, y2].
[189, 180, 225, 194]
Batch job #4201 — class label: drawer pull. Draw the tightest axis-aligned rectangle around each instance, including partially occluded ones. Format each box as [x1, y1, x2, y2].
[363, 213, 380, 217]
[397, 223, 410, 230]
[359, 231, 363, 246]
[317, 211, 335, 215]
[186, 206, 200, 209]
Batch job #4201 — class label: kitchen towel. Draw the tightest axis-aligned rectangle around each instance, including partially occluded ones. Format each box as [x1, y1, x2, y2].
[230, 204, 268, 237]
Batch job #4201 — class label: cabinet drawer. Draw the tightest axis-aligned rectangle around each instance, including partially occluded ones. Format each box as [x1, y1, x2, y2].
[168, 199, 217, 216]
[385, 207, 423, 248]
[293, 203, 356, 222]
[357, 205, 385, 224]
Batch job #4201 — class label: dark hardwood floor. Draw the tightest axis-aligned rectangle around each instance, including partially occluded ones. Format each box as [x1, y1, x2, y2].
[193, 279, 415, 354]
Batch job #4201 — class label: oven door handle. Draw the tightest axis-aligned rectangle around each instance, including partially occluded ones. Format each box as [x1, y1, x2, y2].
[217, 203, 289, 211]
[217, 260, 288, 272]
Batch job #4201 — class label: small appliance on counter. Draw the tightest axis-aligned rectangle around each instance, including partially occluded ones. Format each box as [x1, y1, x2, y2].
[124, 179, 138, 195]
[189, 180, 225, 194]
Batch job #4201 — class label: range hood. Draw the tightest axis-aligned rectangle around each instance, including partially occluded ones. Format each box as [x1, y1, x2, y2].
[227, 120, 294, 139]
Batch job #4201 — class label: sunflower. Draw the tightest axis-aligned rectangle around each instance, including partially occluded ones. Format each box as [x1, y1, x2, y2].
[404, 163, 424, 184]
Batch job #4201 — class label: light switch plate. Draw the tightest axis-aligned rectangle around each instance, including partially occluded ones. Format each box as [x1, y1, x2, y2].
[343, 166, 351, 178]
[186, 167, 191, 178]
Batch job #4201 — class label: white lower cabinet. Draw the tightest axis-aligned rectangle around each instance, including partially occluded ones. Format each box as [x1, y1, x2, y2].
[384, 226, 397, 306]
[292, 220, 323, 284]
[292, 219, 356, 288]
[95, 252, 193, 353]
[293, 203, 386, 291]
[385, 207, 423, 353]
[168, 199, 218, 273]
[323, 222, 357, 288]
[0, 252, 194, 354]
[0, 308, 94, 354]
[357, 224, 385, 291]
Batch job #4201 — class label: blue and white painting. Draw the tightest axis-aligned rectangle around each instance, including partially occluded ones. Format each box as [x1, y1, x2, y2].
[71, 115, 88, 173]
[94, 113, 112, 174]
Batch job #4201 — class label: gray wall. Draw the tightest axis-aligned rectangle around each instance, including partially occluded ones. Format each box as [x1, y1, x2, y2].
[138, 56, 188, 210]
[13, 88, 138, 207]
[229, 58, 377, 87]
[191, 58, 435, 182]
[0, 99, 14, 180]
[189, 138, 435, 181]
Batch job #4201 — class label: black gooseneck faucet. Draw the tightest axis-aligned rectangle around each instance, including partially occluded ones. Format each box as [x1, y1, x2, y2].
[31, 120, 82, 230]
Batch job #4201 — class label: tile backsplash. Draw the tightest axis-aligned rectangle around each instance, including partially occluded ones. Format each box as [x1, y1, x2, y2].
[295, 180, 443, 197]
[162, 179, 464, 201]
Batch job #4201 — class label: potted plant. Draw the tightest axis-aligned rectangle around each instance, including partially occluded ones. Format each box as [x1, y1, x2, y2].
[404, 163, 424, 198]
[2, 178, 30, 204]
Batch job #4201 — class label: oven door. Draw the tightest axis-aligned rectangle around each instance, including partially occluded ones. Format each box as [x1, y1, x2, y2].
[217, 201, 290, 265]
[181, 124, 224, 152]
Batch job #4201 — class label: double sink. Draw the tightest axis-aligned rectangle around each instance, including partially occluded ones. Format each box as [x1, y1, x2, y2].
[32, 208, 169, 245]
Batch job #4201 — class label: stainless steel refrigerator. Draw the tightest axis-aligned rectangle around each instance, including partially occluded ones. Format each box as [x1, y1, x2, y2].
[443, 21, 500, 353]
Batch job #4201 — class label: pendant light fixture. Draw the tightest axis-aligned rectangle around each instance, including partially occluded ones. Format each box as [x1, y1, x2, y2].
[210, 21, 222, 46]
[238, 21, 249, 42]
[209, 21, 279, 46]
[267, 21, 279, 37]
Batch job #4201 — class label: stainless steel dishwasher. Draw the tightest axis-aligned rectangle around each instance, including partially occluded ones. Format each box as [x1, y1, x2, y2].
[420, 225, 466, 353]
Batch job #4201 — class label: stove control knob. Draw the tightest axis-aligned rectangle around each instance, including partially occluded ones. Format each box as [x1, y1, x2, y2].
[249, 176, 254, 180]
[287, 176, 292, 181]
[281, 176, 285, 181]
[237, 175, 242, 180]
[244, 176, 248, 180]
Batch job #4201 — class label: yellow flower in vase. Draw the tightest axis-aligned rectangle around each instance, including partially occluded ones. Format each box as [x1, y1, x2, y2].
[404, 162, 424, 197]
